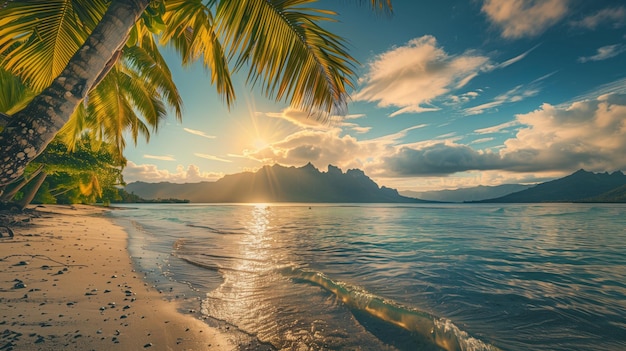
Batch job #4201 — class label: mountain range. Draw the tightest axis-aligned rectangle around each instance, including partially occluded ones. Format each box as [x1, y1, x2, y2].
[476, 169, 626, 203]
[400, 184, 533, 203]
[125, 163, 427, 203]
[126, 166, 626, 204]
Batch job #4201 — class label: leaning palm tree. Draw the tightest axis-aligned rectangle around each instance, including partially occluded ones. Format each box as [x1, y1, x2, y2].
[0, 0, 392, 191]
[0, 1, 183, 157]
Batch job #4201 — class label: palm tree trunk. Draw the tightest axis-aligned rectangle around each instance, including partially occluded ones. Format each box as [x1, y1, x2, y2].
[16, 170, 47, 210]
[0, 164, 45, 202]
[0, 0, 149, 188]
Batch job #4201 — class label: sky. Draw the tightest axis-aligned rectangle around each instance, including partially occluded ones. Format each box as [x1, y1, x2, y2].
[122, 0, 626, 192]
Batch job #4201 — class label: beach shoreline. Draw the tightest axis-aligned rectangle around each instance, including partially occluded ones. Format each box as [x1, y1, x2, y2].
[0, 204, 233, 350]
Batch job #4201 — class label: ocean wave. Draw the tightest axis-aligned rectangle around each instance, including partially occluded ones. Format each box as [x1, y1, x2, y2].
[285, 267, 503, 351]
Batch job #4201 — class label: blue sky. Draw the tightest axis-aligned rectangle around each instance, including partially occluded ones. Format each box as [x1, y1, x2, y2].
[122, 0, 626, 191]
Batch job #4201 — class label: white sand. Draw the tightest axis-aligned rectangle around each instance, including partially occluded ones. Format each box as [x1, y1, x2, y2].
[0, 205, 233, 350]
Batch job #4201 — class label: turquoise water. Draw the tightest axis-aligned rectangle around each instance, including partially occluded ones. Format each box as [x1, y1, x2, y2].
[110, 203, 626, 351]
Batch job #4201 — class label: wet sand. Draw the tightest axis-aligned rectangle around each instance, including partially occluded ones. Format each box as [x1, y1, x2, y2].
[0, 205, 233, 350]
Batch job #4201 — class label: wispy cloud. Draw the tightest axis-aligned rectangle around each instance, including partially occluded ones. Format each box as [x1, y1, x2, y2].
[340, 123, 372, 134]
[474, 120, 520, 134]
[144, 154, 175, 161]
[353, 35, 490, 117]
[578, 44, 626, 63]
[369, 124, 429, 144]
[470, 137, 495, 144]
[344, 114, 366, 120]
[194, 153, 232, 163]
[481, 0, 569, 39]
[465, 85, 540, 115]
[496, 44, 540, 68]
[571, 6, 626, 30]
[562, 77, 626, 105]
[264, 107, 337, 128]
[183, 128, 216, 139]
[447, 91, 481, 105]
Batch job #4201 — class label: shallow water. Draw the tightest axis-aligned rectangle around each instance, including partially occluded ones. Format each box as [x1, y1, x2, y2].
[111, 203, 626, 350]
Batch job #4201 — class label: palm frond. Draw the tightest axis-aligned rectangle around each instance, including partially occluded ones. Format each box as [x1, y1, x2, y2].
[161, 0, 234, 106]
[57, 104, 88, 149]
[0, 67, 35, 114]
[362, 0, 393, 14]
[125, 37, 183, 120]
[86, 65, 155, 153]
[0, 0, 108, 91]
[118, 64, 167, 131]
[216, 0, 357, 117]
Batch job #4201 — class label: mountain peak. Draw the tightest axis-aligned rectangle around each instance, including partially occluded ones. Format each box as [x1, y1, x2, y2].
[301, 162, 318, 172]
[327, 164, 343, 175]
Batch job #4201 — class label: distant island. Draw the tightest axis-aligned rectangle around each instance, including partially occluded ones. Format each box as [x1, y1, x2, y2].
[125, 163, 429, 203]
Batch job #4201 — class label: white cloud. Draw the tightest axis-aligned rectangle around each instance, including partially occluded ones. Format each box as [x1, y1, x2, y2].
[465, 85, 540, 115]
[496, 45, 539, 68]
[353, 35, 491, 117]
[578, 44, 626, 63]
[369, 124, 429, 144]
[264, 107, 338, 128]
[481, 0, 569, 39]
[447, 91, 481, 105]
[474, 120, 520, 134]
[389, 105, 441, 118]
[183, 128, 216, 139]
[562, 77, 626, 105]
[263, 107, 371, 134]
[470, 137, 495, 144]
[123, 161, 224, 183]
[571, 6, 626, 30]
[242, 128, 378, 170]
[144, 154, 175, 161]
[500, 93, 626, 171]
[194, 153, 232, 163]
[340, 123, 372, 134]
[344, 114, 366, 120]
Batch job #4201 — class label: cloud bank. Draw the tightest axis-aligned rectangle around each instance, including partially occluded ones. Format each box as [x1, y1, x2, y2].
[380, 93, 626, 176]
[123, 162, 224, 183]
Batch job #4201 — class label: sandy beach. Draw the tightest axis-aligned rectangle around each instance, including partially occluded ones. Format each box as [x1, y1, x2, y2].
[0, 205, 233, 351]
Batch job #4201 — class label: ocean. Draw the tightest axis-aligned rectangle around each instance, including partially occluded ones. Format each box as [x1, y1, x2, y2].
[109, 203, 626, 351]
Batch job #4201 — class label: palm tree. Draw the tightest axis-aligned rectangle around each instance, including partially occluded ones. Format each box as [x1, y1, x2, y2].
[0, 0, 392, 192]
[0, 0, 182, 179]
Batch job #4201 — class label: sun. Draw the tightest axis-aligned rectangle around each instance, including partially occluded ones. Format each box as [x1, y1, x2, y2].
[253, 138, 269, 150]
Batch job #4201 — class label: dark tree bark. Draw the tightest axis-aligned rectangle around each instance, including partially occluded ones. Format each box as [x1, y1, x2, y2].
[16, 170, 47, 210]
[0, 164, 45, 202]
[0, 0, 149, 188]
